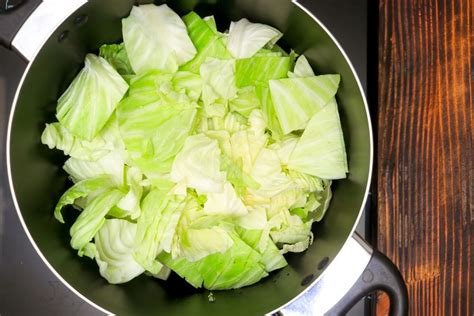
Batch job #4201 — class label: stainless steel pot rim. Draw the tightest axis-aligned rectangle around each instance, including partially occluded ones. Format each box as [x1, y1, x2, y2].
[5, 1, 374, 314]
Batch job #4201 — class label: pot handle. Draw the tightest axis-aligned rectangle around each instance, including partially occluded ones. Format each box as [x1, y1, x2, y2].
[0, 0, 87, 61]
[326, 250, 408, 316]
[0, 0, 42, 48]
[277, 234, 408, 316]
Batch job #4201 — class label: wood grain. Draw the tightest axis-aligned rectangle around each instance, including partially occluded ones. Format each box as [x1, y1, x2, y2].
[377, 0, 473, 315]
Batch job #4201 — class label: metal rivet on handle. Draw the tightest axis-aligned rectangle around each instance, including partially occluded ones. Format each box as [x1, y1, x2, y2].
[362, 269, 374, 283]
[317, 256, 330, 270]
[74, 14, 88, 27]
[58, 30, 69, 42]
[300, 274, 314, 286]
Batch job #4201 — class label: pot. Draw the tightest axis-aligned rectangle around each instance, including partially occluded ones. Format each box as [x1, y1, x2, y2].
[2, 0, 408, 315]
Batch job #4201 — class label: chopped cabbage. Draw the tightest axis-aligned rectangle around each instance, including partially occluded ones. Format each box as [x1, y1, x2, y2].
[227, 18, 282, 58]
[41, 5, 347, 291]
[56, 54, 128, 141]
[122, 4, 196, 73]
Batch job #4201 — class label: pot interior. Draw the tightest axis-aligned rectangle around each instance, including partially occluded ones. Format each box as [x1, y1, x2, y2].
[8, 0, 372, 314]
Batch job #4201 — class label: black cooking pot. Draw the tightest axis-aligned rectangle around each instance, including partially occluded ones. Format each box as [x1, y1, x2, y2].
[1, 0, 408, 315]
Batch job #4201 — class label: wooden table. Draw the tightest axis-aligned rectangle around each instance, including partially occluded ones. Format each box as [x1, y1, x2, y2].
[377, 0, 473, 314]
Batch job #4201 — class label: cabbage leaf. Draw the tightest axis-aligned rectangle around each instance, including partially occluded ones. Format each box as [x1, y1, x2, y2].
[95, 219, 144, 283]
[269, 75, 340, 134]
[56, 54, 128, 141]
[122, 4, 196, 73]
[227, 18, 282, 58]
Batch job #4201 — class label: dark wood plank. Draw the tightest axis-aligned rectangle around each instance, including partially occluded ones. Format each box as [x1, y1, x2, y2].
[377, 0, 473, 315]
